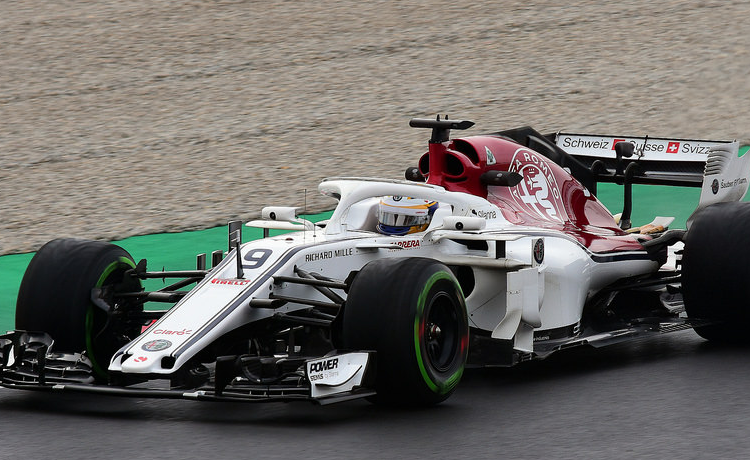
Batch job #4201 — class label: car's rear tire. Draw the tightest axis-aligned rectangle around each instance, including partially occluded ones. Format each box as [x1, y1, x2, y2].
[342, 258, 469, 406]
[16, 238, 142, 378]
[683, 202, 750, 342]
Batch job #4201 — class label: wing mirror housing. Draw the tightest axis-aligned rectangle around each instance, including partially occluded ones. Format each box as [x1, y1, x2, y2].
[441, 216, 486, 231]
[480, 170, 523, 187]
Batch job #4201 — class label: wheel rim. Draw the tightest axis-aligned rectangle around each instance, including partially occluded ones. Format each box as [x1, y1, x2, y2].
[86, 257, 138, 378]
[424, 291, 460, 372]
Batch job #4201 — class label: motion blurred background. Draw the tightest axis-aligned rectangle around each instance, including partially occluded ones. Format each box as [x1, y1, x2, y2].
[2, 0, 749, 256]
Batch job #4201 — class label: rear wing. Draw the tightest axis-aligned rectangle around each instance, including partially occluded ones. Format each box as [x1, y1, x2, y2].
[553, 132, 732, 188]
[494, 126, 737, 190]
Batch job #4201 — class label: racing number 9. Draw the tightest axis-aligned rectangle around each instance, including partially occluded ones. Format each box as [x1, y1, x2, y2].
[243, 249, 272, 269]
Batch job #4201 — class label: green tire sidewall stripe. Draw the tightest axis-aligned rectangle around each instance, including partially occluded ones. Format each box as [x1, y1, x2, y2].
[413, 270, 466, 395]
[85, 256, 136, 378]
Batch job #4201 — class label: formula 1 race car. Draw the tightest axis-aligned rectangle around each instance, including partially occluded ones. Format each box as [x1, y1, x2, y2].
[2, 117, 749, 406]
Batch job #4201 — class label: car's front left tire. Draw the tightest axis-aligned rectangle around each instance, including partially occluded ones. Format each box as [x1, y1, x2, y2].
[342, 257, 469, 406]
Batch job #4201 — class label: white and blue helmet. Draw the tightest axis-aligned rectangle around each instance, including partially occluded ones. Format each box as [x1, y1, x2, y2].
[377, 196, 439, 236]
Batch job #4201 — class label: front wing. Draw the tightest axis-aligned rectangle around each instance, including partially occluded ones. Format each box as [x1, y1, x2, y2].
[0, 331, 376, 405]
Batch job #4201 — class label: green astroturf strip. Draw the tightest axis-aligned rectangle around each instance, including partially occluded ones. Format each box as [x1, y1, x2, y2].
[0, 253, 34, 332]
[595, 184, 700, 230]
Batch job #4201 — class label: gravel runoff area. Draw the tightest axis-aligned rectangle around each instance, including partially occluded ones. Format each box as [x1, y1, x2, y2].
[2, 0, 750, 255]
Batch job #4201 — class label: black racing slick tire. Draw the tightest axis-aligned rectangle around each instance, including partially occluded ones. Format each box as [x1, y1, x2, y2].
[683, 202, 750, 343]
[16, 238, 142, 377]
[342, 258, 469, 406]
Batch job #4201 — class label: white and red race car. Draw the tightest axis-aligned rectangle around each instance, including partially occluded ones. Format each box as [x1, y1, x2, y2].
[2, 117, 749, 406]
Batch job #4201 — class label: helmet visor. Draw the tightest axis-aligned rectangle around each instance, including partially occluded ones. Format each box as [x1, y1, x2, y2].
[377, 210, 431, 228]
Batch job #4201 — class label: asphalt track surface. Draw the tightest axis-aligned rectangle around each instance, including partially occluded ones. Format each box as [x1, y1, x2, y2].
[1, 329, 749, 459]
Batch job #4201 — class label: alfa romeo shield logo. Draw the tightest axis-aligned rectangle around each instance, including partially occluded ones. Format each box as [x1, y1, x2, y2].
[141, 339, 172, 352]
[508, 149, 565, 223]
[711, 179, 719, 195]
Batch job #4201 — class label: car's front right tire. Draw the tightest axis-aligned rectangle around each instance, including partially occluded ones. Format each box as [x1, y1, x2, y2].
[16, 238, 143, 378]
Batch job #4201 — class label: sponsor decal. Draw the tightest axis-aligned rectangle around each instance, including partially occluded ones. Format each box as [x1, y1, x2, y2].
[617, 139, 664, 154]
[308, 357, 340, 382]
[133, 356, 148, 363]
[560, 137, 612, 150]
[392, 196, 403, 201]
[485, 146, 497, 165]
[153, 328, 192, 336]
[508, 149, 565, 223]
[720, 177, 748, 190]
[681, 143, 712, 154]
[211, 278, 251, 286]
[309, 358, 339, 373]
[631, 141, 664, 153]
[395, 240, 420, 249]
[473, 209, 497, 219]
[559, 134, 720, 157]
[567, 136, 667, 153]
[141, 339, 172, 352]
[533, 238, 544, 265]
[534, 322, 580, 342]
[711, 179, 719, 195]
[305, 248, 354, 262]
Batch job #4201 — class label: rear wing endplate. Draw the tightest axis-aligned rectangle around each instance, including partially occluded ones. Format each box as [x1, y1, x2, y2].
[687, 140, 750, 227]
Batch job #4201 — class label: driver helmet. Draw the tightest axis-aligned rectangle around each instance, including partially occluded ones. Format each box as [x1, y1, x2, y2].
[377, 196, 438, 235]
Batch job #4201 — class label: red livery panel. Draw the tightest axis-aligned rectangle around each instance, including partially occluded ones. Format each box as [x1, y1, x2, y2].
[419, 135, 644, 253]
